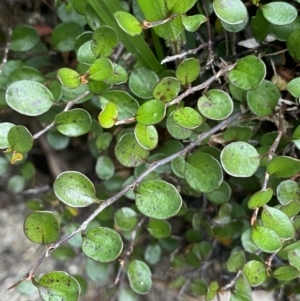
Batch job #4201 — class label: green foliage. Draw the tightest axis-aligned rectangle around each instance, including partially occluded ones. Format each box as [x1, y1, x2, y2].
[3, 0, 300, 300]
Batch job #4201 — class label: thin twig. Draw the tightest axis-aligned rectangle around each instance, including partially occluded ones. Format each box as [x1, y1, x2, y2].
[0, 28, 12, 76]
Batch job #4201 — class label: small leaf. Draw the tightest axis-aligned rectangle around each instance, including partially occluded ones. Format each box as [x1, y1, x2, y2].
[223, 126, 252, 142]
[144, 244, 162, 265]
[251, 8, 270, 43]
[105, 63, 128, 85]
[213, 0, 248, 25]
[197, 89, 233, 120]
[0, 122, 14, 148]
[206, 281, 219, 301]
[173, 107, 202, 129]
[11, 25, 39, 52]
[287, 77, 300, 97]
[227, 251, 246, 272]
[277, 180, 300, 205]
[241, 229, 258, 253]
[242, 260, 267, 286]
[53, 171, 96, 207]
[136, 99, 165, 125]
[114, 207, 138, 230]
[270, 17, 300, 42]
[246, 80, 280, 116]
[205, 181, 231, 205]
[181, 14, 207, 32]
[95, 155, 115, 180]
[134, 124, 158, 150]
[6, 80, 53, 116]
[8, 125, 33, 153]
[228, 55, 266, 90]
[135, 180, 182, 219]
[221, 142, 260, 177]
[35, 271, 80, 301]
[273, 265, 300, 281]
[88, 58, 114, 81]
[92, 26, 118, 58]
[24, 211, 60, 245]
[166, 111, 193, 140]
[77, 41, 97, 65]
[57, 68, 81, 89]
[129, 67, 159, 99]
[98, 102, 118, 128]
[146, 219, 171, 238]
[85, 3, 102, 30]
[287, 27, 300, 62]
[221, 17, 248, 33]
[153, 77, 181, 102]
[247, 188, 273, 209]
[267, 156, 300, 178]
[55, 109, 92, 137]
[251, 225, 282, 253]
[82, 227, 123, 262]
[261, 205, 295, 239]
[288, 248, 300, 271]
[115, 133, 149, 167]
[261, 2, 297, 25]
[114, 11, 142, 36]
[185, 152, 223, 193]
[176, 58, 200, 85]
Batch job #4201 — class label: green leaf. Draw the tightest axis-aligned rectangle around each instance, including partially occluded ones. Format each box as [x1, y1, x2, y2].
[92, 26, 118, 58]
[135, 180, 182, 219]
[190, 278, 208, 296]
[228, 55, 266, 91]
[221, 142, 260, 177]
[127, 260, 152, 294]
[77, 41, 97, 65]
[105, 63, 128, 85]
[73, 0, 88, 14]
[47, 129, 70, 150]
[227, 251, 246, 272]
[287, 77, 300, 97]
[267, 156, 300, 178]
[136, 99, 165, 125]
[153, 77, 181, 102]
[129, 67, 159, 99]
[9, 66, 44, 84]
[273, 265, 300, 281]
[114, 207, 138, 230]
[11, 25, 39, 52]
[57, 68, 81, 89]
[242, 260, 267, 286]
[55, 109, 92, 137]
[278, 241, 300, 260]
[35, 271, 80, 301]
[251, 225, 282, 253]
[197, 89, 233, 120]
[114, 11, 142, 36]
[48, 80, 62, 102]
[87, 58, 114, 82]
[261, 205, 295, 239]
[52, 22, 83, 52]
[287, 27, 300, 62]
[146, 219, 171, 238]
[247, 188, 273, 209]
[288, 248, 300, 271]
[221, 16, 248, 33]
[223, 126, 252, 142]
[277, 180, 300, 205]
[261, 2, 297, 26]
[185, 152, 223, 193]
[213, 0, 248, 25]
[53, 171, 96, 207]
[171, 155, 186, 178]
[98, 102, 118, 128]
[270, 16, 300, 42]
[251, 8, 269, 43]
[0, 122, 14, 148]
[281, 200, 300, 218]
[85, 3, 102, 30]
[241, 229, 258, 253]
[6, 80, 53, 116]
[145, 244, 162, 265]
[8, 125, 33, 153]
[82, 227, 123, 262]
[134, 124, 158, 150]
[206, 281, 219, 301]
[176, 58, 200, 85]
[166, 111, 193, 140]
[205, 181, 231, 205]
[173, 107, 202, 129]
[95, 155, 115, 180]
[115, 133, 149, 167]
[246, 80, 280, 116]
[181, 14, 207, 32]
[24, 211, 60, 245]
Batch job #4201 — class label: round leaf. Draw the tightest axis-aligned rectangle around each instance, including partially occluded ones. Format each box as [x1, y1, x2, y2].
[277, 180, 300, 205]
[153, 77, 181, 102]
[181, 14, 207, 32]
[185, 152, 223, 193]
[127, 260, 152, 294]
[98, 102, 118, 128]
[11, 25, 39, 52]
[55, 109, 92, 137]
[146, 219, 171, 238]
[114, 11, 142, 36]
[92, 26, 118, 58]
[24, 211, 60, 245]
[0, 122, 14, 148]
[77, 41, 97, 65]
[129, 67, 159, 99]
[53, 171, 96, 207]
[261, 205, 295, 239]
[287, 27, 300, 62]
[8, 125, 33, 153]
[166, 111, 193, 140]
[246, 80, 280, 116]
[35, 271, 80, 301]
[267, 156, 300, 178]
[247, 188, 273, 209]
[176, 58, 200, 85]
[251, 225, 282, 253]
[95, 155, 115, 180]
[227, 251, 246, 272]
[135, 180, 182, 219]
[173, 107, 202, 129]
[228, 55, 266, 91]
[115, 133, 149, 167]
[88, 58, 114, 81]
[114, 207, 138, 230]
[197, 89, 233, 120]
[82, 227, 123, 262]
[261, 2, 297, 26]
[105, 63, 128, 85]
[242, 260, 267, 286]
[287, 77, 300, 97]
[221, 16, 248, 33]
[134, 124, 158, 150]
[6, 80, 53, 116]
[273, 265, 300, 281]
[220, 142, 260, 177]
[288, 248, 300, 271]
[145, 244, 162, 265]
[136, 99, 166, 125]
[57, 68, 81, 89]
[205, 181, 231, 205]
[213, 0, 248, 25]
